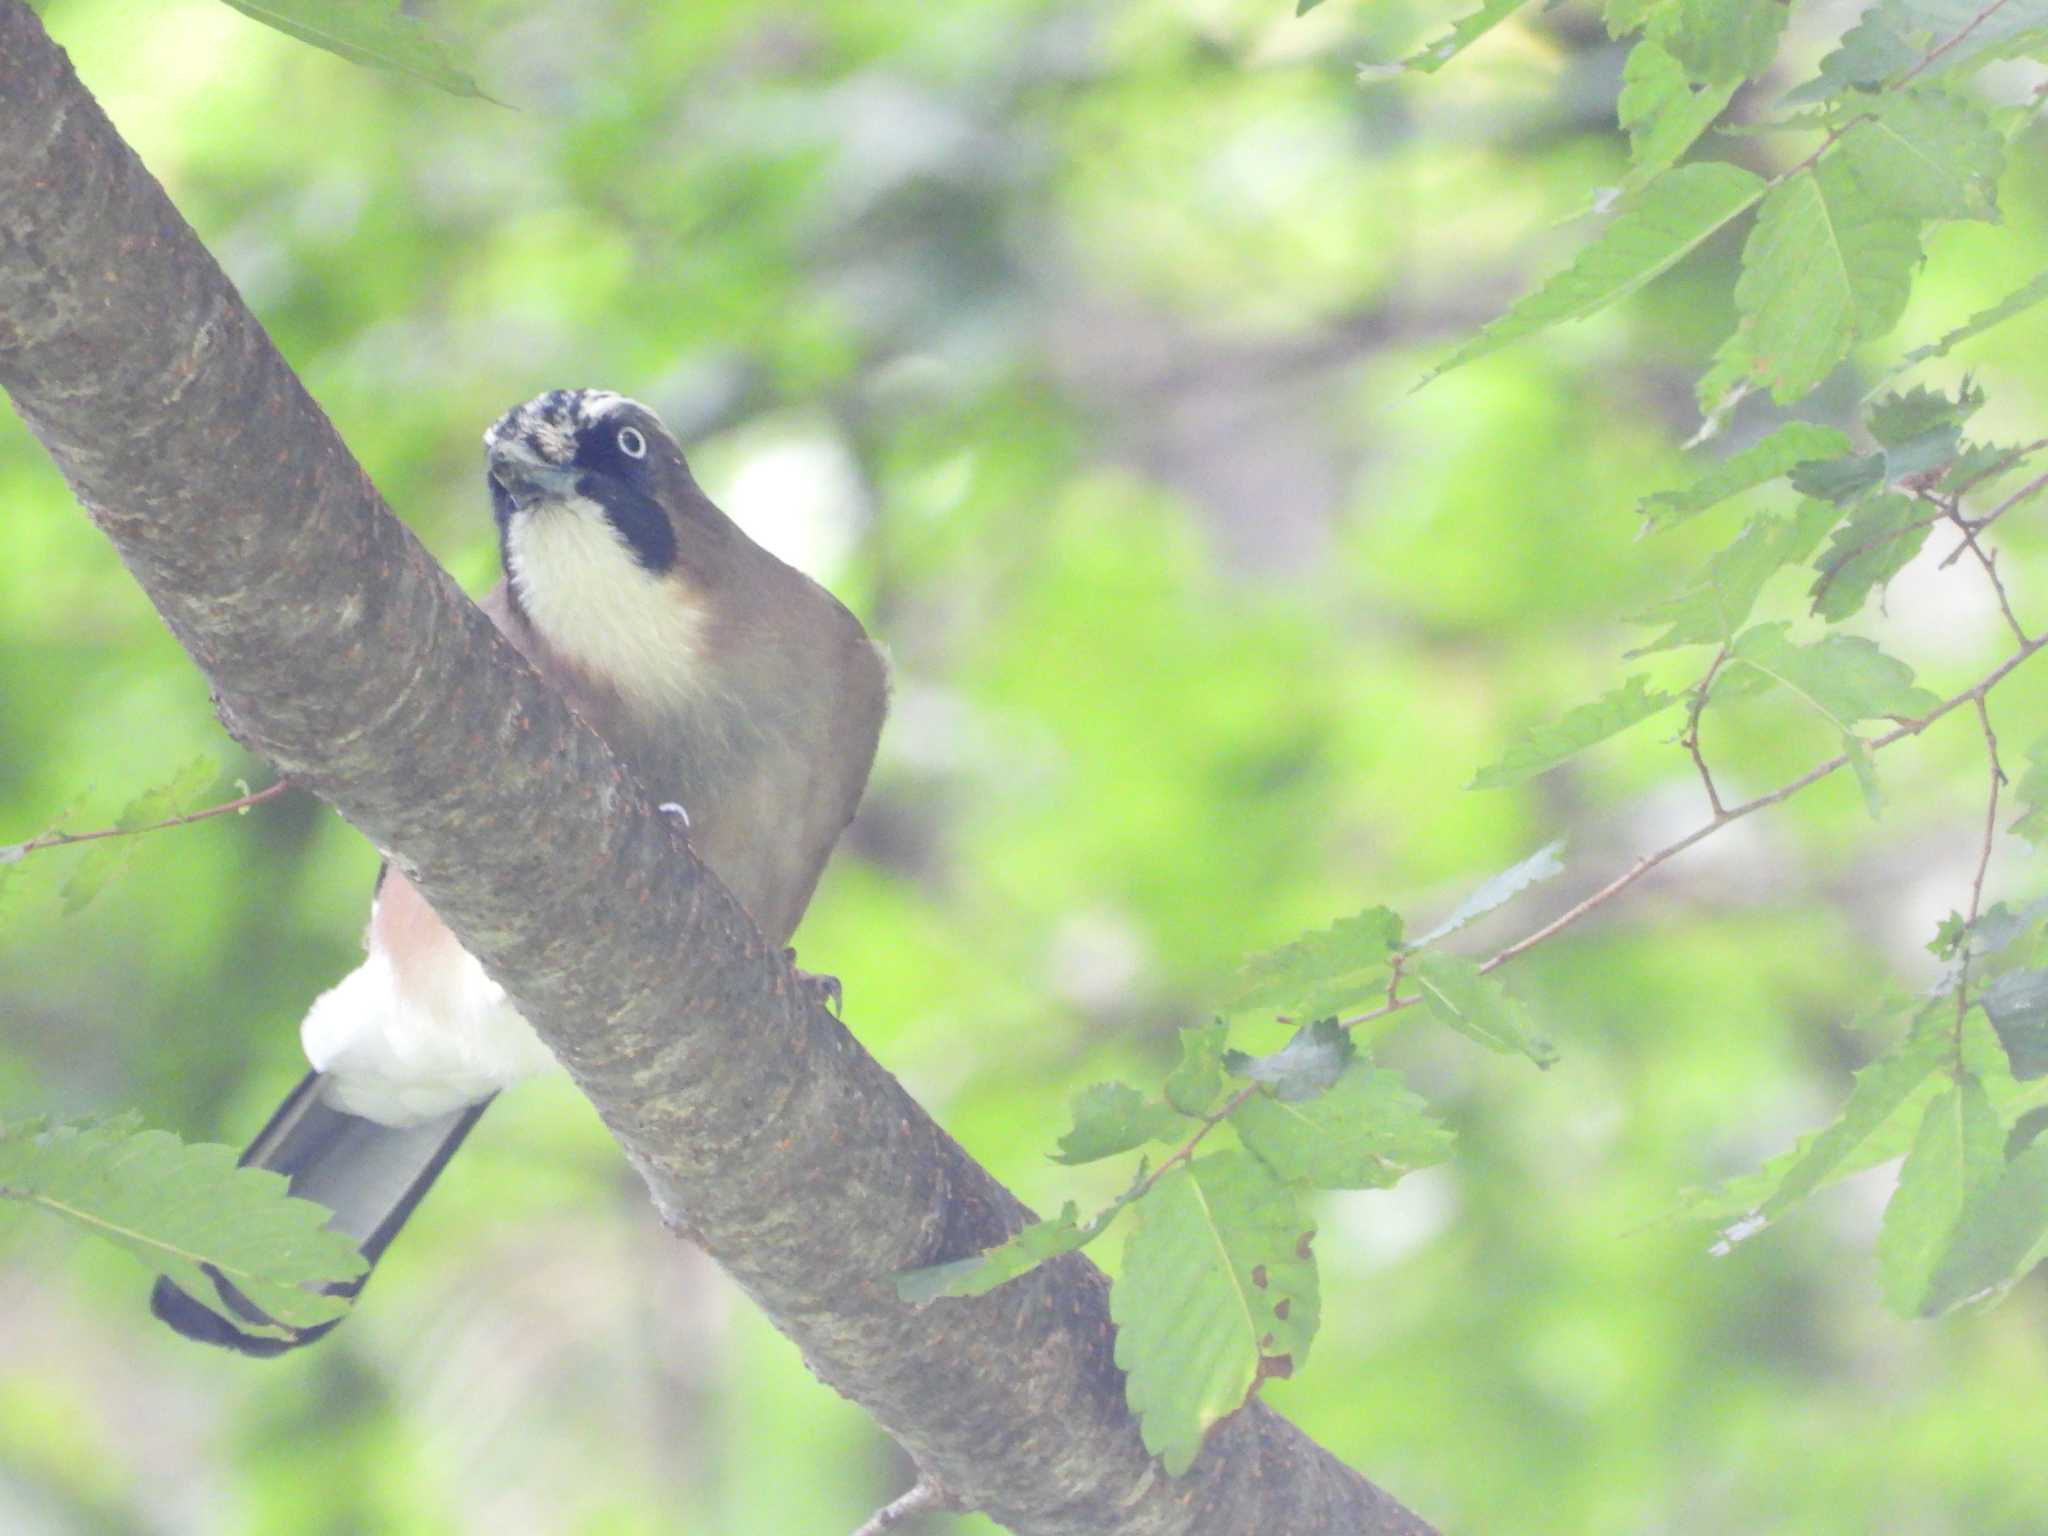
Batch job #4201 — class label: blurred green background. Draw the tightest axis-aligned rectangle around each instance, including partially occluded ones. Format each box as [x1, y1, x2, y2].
[5, 1, 2048, 1532]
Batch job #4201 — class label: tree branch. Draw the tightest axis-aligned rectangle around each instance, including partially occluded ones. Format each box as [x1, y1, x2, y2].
[0, 8, 1434, 1533]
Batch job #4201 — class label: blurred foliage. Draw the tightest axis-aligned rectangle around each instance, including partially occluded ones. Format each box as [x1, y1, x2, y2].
[5, 0, 2048, 1531]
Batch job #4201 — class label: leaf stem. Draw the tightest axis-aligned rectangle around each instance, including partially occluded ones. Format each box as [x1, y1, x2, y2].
[1139, 1086, 1262, 1200]
[0, 780, 289, 864]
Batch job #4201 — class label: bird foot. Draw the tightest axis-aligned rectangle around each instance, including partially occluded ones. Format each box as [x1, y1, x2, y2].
[785, 948, 842, 1015]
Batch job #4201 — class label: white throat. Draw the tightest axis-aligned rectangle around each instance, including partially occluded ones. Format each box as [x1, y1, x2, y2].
[505, 497, 709, 704]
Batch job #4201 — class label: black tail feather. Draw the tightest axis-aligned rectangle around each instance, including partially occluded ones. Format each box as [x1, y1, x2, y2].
[151, 1072, 490, 1357]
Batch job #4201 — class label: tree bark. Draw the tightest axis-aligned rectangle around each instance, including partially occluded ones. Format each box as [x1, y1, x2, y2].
[0, 8, 1439, 1532]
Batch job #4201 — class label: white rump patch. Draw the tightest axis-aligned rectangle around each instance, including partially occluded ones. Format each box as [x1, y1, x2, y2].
[301, 944, 555, 1125]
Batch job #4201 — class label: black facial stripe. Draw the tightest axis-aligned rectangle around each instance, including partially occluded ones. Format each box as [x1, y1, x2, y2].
[579, 473, 677, 573]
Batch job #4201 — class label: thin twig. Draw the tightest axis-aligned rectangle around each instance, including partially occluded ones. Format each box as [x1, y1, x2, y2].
[1813, 452, 2048, 604]
[1485, 634, 2047, 972]
[850, 1480, 950, 1536]
[1682, 647, 1731, 817]
[1952, 696, 2006, 1052]
[1898, 0, 2017, 85]
[1959, 466, 2048, 548]
[1943, 507, 2029, 645]
[0, 780, 289, 864]
[1761, 4, 1993, 187]
[1333, 630, 2048, 1033]
[1964, 697, 2006, 929]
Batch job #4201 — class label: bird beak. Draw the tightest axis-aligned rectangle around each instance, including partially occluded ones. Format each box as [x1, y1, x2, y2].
[487, 436, 580, 509]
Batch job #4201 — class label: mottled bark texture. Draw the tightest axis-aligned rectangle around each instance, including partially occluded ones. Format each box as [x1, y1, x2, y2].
[0, 8, 1439, 1533]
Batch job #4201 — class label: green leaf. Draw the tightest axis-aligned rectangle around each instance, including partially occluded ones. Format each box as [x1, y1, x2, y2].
[1866, 380, 1982, 474]
[1397, 0, 1536, 74]
[1725, 624, 1941, 730]
[1931, 910, 1970, 959]
[1878, 1076, 2003, 1315]
[1422, 162, 1766, 387]
[1794, 0, 2048, 101]
[1111, 1152, 1319, 1475]
[1410, 952, 1559, 1065]
[1647, 0, 1788, 84]
[1468, 676, 1678, 788]
[1166, 1020, 1231, 1117]
[2009, 1106, 2048, 1158]
[2010, 729, 2048, 847]
[1630, 500, 1841, 653]
[1704, 158, 1921, 409]
[1808, 494, 1932, 621]
[1232, 1062, 1454, 1188]
[1981, 969, 2048, 1081]
[0, 1117, 365, 1332]
[1845, 737, 1886, 815]
[1411, 841, 1566, 946]
[1639, 421, 1853, 531]
[1787, 453, 1885, 504]
[1225, 907, 1404, 1022]
[1603, 0, 1670, 35]
[1720, 622, 1941, 811]
[1942, 901, 2041, 963]
[1920, 1140, 2048, 1314]
[60, 756, 219, 916]
[1696, 1007, 1954, 1235]
[1789, 0, 1922, 99]
[1741, 1022, 1952, 1232]
[1893, 0, 2048, 79]
[1889, 268, 2048, 378]
[1617, 42, 1739, 192]
[1944, 439, 2042, 497]
[897, 1203, 1093, 1303]
[1725, 624, 1938, 814]
[215, 0, 493, 99]
[896, 1172, 1151, 1302]
[1224, 1018, 1355, 1102]
[1054, 1083, 1188, 1165]
[1836, 88, 2005, 222]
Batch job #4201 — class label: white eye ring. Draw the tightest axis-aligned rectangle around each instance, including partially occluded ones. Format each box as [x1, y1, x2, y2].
[616, 426, 648, 460]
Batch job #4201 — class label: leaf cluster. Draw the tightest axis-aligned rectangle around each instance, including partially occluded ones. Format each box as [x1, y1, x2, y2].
[1472, 381, 2024, 815]
[899, 845, 1572, 1472]
[1699, 899, 2048, 1317]
[1405, 0, 2041, 430]
[0, 1114, 366, 1338]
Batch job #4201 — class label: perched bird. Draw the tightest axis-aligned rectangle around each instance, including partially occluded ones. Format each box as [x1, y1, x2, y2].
[152, 388, 889, 1354]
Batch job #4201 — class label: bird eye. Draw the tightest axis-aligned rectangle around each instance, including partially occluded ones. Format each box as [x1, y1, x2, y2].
[616, 426, 648, 460]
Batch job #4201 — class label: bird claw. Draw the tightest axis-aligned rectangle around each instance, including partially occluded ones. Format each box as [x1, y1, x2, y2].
[785, 948, 842, 1015]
